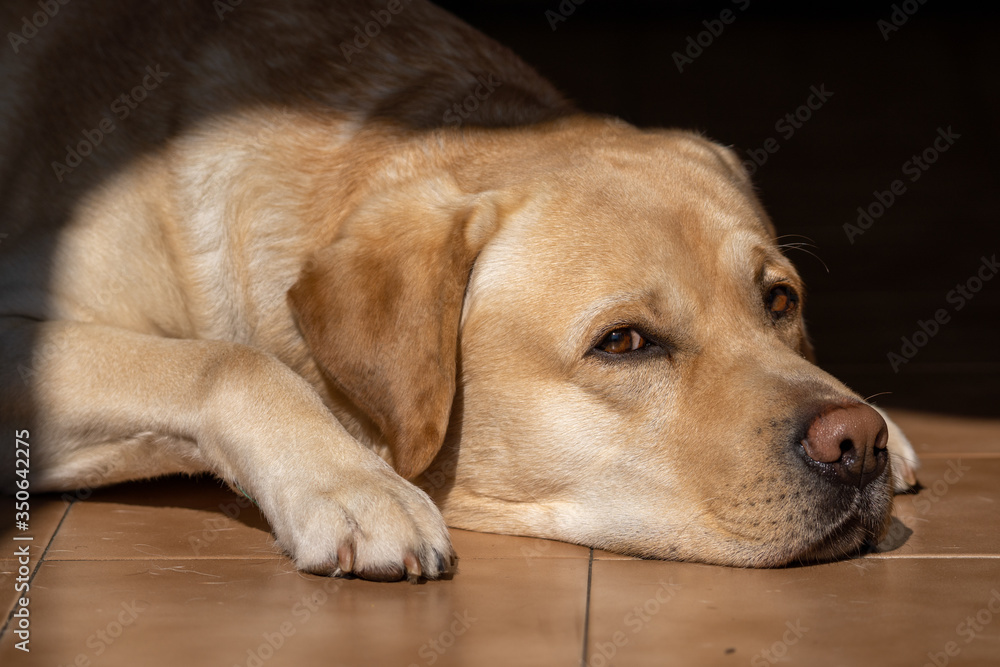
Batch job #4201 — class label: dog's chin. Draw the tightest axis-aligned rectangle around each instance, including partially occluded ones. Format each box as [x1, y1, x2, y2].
[698, 514, 892, 569]
[741, 464, 897, 568]
[784, 513, 891, 566]
[619, 476, 896, 569]
[756, 483, 896, 568]
[797, 473, 896, 563]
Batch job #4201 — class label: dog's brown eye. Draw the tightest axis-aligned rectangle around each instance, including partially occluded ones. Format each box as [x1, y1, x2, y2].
[767, 285, 798, 320]
[597, 328, 647, 354]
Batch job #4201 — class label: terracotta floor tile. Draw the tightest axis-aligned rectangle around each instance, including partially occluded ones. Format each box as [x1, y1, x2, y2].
[0, 497, 70, 621]
[873, 457, 1000, 559]
[0, 557, 588, 667]
[44, 476, 589, 564]
[45, 476, 281, 562]
[3, 412, 997, 666]
[450, 528, 590, 560]
[0, 495, 71, 564]
[588, 558, 1000, 667]
[886, 409, 1000, 456]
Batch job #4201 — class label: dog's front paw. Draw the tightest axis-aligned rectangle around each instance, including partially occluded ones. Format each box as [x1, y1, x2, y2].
[874, 407, 920, 493]
[268, 462, 455, 582]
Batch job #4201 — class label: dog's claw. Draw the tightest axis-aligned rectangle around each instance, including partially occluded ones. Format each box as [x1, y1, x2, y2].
[337, 544, 355, 574]
[404, 552, 422, 583]
[435, 551, 456, 575]
[901, 461, 918, 487]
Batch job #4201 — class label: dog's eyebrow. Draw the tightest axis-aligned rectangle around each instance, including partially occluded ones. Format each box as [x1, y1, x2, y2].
[758, 256, 804, 289]
[733, 236, 799, 283]
[717, 228, 772, 266]
[565, 291, 676, 356]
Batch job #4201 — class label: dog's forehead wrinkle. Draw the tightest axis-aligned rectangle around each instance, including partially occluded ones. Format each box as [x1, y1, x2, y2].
[567, 289, 676, 340]
[456, 125, 762, 231]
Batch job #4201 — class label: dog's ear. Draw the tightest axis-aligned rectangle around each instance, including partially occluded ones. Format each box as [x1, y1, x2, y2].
[288, 177, 502, 479]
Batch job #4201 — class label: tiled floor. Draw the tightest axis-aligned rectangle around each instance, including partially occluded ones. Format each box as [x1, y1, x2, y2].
[2, 409, 999, 666]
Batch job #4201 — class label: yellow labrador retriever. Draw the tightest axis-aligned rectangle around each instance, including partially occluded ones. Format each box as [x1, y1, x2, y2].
[0, 0, 918, 580]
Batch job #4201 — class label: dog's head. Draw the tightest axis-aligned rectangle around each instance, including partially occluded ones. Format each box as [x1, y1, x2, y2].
[289, 116, 897, 566]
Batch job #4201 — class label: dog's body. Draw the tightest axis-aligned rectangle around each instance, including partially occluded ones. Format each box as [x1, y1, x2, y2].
[1, 0, 917, 580]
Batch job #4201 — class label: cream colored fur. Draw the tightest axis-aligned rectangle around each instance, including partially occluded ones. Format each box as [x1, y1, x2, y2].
[0, 0, 917, 580]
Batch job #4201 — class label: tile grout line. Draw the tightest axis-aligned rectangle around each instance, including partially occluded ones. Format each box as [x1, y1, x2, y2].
[865, 554, 1000, 560]
[27, 554, 1000, 562]
[0, 498, 77, 642]
[580, 548, 593, 667]
[914, 452, 1000, 457]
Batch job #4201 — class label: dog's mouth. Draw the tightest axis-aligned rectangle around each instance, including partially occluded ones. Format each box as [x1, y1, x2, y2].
[732, 405, 897, 567]
[767, 471, 895, 567]
[688, 462, 895, 568]
[785, 437, 897, 565]
[788, 493, 893, 565]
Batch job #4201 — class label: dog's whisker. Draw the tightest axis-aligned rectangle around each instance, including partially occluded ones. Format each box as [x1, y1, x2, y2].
[780, 245, 830, 273]
[776, 241, 818, 251]
[888, 451, 920, 466]
[774, 233, 818, 245]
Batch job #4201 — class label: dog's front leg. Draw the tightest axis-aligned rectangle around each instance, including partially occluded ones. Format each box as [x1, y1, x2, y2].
[871, 406, 920, 493]
[0, 319, 454, 581]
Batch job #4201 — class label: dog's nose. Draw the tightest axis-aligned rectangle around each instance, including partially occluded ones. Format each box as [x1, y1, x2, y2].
[801, 404, 888, 487]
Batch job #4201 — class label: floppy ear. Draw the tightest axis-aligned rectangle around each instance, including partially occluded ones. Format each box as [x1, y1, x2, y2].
[287, 177, 501, 479]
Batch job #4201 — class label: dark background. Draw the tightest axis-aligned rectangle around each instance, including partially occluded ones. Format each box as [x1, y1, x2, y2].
[437, 0, 999, 416]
